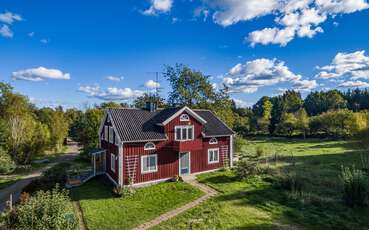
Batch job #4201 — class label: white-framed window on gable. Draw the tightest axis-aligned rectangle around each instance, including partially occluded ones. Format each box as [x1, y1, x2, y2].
[208, 148, 219, 164]
[141, 154, 157, 174]
[175, 125, 194, 141]
[111, 154, 116, 172]
[209, 137, 218, 145]
[104, 126, 109, 142]
[109, 126, 114, 144]
[144, 142, 156, 150]
[180, 114, 190, 121]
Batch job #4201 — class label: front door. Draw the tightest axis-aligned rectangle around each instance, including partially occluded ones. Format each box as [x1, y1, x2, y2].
[179, 152, 190, 175]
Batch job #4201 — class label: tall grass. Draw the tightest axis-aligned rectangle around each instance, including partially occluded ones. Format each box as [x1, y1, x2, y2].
[340, 166, 369, 207]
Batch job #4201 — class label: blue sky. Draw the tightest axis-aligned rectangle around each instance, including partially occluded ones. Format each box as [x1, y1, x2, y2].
[1, 0, 369, 108]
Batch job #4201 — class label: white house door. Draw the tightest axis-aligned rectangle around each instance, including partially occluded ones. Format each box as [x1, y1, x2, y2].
[179, 152, 190, 175]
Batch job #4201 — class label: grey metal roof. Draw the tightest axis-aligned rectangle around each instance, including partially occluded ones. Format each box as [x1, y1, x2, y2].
[194, 110, 235, 137]
[108, 107, 234, 142]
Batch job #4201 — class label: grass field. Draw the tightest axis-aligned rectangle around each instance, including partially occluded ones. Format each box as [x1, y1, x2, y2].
[71, 178, 204, 230]
[153, 138, 369, 230]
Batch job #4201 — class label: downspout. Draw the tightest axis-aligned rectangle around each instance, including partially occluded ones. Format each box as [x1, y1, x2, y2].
[230, 135, 234, 168]
[118, 143, 124, 186]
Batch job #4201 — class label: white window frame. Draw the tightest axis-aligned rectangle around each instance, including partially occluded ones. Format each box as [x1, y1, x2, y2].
[141, 154, 158, 174]
[111, 154, 116, 172]
[109, 126, 114, 144]
[175, 125, 194, 141]
[180, 114, 190, 121]
[208, 148, 219, 164]
[144, 142, 156, 150]
[209, 137, 218, 145]
[104, 126, 109, 142]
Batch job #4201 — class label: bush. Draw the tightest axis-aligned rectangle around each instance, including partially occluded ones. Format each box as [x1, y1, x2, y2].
[112, 185, 135, 198]
[276, 171, 305, 195]
[235, 159, 260, 179]
[341, 166, 369, 207]
[234, 136, 247, 153]
[0, 149, 16, 174]
[23, 162, 70, 194]
[255, 146, 265, 157]
[1, 185, 77, 230]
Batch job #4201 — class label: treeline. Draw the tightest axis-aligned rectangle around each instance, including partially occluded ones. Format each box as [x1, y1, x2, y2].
[232, 89, 369, 139]
[0, 83, 69, 172]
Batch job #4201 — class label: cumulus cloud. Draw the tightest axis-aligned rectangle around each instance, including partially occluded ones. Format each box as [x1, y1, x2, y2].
[316, 50, 369, 80]
[223, 58, 308, 93]
[232, 98, 251, 108]
[0, 12, 22, 24]
[143, 0, 173, 15]
[293, 79, 318, 91]
[78, 85, 144, 101]
[106, 76, 124, 82]
[12, 67, 71, 81]
[338, 80, 369, 88]
[200, 0, 369, 46]
[144, 80, 160, 89]
[0, 25, 13, 38]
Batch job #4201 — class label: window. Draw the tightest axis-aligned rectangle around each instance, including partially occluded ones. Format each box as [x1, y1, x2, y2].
[208, 148, 219, 164]
[144, 142, 156, 150]
[109, 127, 114, 144]
[180, 114, 190, 121]
[111, 154, 116, 172]
[104, 126, 109, 142]
[209, 137, 218, 145]
[175, 126, 194, 141]
[141, 154, 157, 173]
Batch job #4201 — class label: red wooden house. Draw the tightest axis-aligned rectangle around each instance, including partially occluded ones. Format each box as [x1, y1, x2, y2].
[97, 103, 234, 187]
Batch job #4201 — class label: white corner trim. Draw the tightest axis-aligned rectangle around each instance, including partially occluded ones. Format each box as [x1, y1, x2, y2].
[161, 106, 207, 126]
[230, 135, 234, 168]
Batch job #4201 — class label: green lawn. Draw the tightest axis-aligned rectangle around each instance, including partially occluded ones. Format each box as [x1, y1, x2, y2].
[153, 138, 369, 230]
[71, 177, 204, 230]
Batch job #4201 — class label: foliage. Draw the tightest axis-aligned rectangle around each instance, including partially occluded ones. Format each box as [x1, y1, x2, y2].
[235, 159, 260, 179]
[23, 162, 70, 194]
[133, 93, 166, 109]
[340, 166, 369, 207]
[276, 171, 306, 195]
[1, 185, 77, 230]
[255, 146, 265, 157]
[304, 90, 347, 116]
[112, 185, 135, 198]
[0, 148, 16, 174]
[234, 136, 247, 153]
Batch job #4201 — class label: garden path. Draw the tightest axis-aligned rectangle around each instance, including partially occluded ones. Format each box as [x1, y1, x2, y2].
[0, 144, 79, 212]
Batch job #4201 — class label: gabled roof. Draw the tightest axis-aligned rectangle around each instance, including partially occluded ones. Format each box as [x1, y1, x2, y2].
[106, 107, 234, 143]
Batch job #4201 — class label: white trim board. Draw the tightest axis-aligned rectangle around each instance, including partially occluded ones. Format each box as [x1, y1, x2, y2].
[160, 106, 207, 126]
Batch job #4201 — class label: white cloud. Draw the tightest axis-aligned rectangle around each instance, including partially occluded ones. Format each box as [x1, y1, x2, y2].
[143, 0, 173, 15]
[0, 12, 22, 24]
[293, 79, 318, 91]
[28, 32, 35, 37]
[200, 0, 369, 46]
[78, 85, 144, 101]
[106, 76, 124, 82]
[338, 80, 369, 88]
[145, 80, 160, 89]
[0, 25, 13, 38]
[223, 58, 304, 93]
[12, 67, 71, 81]
[40, 39, 49, 44]
[232, 98, 251, 108]
[316, 50, 369, 80]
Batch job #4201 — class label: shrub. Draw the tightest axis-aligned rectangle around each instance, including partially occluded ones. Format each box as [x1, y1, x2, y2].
[341, 166, 369, 207]
[255, 146, 265, 157]
[235, 159, 260, 179]
[234, 136, 247, 153]
[276, 171, 305, 195]
[1, 185, 77, 230]
[361, 154, 369, 172]
[112, 185, 135, 198]
[0, 149, 16, 174]
[23, 162, 70, 194]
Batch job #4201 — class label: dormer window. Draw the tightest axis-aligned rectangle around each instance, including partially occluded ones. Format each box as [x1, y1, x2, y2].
[144, 142, 156, 150]
[180, 114, 190, 122]
[209, 137, 218, 145]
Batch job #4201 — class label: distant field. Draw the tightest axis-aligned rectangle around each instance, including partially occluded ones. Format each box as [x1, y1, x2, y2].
[153, 138, 369, 230]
